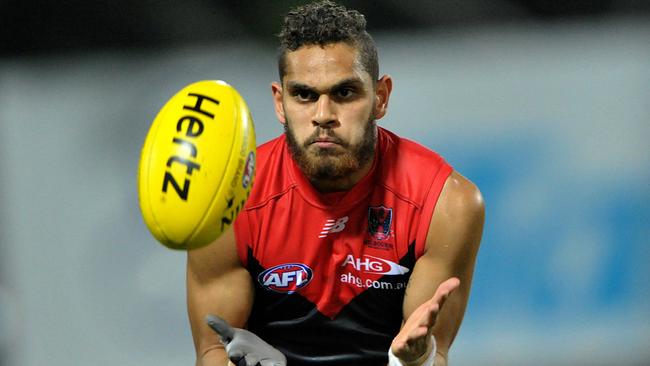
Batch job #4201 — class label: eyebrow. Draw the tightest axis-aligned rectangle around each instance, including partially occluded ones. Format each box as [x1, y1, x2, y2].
[286, 77, 365, 94]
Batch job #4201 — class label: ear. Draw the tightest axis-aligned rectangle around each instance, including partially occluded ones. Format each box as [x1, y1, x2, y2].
[373, 75, 393, 120]
[271, 81, 286, 125]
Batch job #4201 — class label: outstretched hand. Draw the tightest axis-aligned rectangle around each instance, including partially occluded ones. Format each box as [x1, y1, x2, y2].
[390, 277, 461, 365]
[206, 315, 287, 366]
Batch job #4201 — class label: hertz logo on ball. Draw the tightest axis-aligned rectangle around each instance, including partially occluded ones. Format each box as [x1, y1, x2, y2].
[138, 80, 256, 250]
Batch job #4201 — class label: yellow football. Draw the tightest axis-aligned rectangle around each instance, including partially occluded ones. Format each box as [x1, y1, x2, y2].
[138, 80, 256, 250]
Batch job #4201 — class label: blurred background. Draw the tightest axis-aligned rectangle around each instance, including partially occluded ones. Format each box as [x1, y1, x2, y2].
[0, 0, 648, 365]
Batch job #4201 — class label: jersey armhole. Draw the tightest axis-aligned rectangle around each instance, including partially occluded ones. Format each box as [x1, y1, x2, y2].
[415, 163, 453, 258]
[233, 211, 251, 267]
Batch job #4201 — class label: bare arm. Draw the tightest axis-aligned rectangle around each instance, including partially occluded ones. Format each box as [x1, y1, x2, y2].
[187, 227, 255, 366]
[392, 171, 485, 366]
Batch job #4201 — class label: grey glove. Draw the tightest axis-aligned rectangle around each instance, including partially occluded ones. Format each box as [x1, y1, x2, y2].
[206, 314, 287, 366]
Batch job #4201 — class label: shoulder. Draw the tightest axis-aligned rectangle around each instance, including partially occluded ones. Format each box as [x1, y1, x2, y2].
[380, 128, 446, 166]
[438, 171, 484, 219]
[255, 134, 284, 166]
[245, 135, 294, 208]
[425, 170, 485, 256]
[377, 128, 451, 204]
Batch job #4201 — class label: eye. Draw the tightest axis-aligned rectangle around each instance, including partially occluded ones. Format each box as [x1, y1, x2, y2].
[294, 89, 316, 102]
[336, 88, 353, 99]
[332, 86, 359, 102]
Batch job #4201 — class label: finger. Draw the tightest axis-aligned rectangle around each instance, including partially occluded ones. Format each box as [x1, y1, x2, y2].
[425, 278, 460, 328]
[206, 314, 235, 343]
[425, 303, 440, 329]
[227, 348, 245, 365]
[260, 361, 285, 366]
[244, 353, 262, 366]
[437, 277, 461, 312]
[408, 301, 439, 331]
[431, 277, 460, 307]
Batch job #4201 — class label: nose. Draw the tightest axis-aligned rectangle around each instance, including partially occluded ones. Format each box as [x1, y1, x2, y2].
[312, 94, 337, 128]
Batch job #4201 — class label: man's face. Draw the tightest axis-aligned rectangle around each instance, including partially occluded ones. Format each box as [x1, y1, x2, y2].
[272, 42, 390, 183]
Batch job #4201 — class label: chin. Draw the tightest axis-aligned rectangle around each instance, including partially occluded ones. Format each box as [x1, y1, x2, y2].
[310, 145, 345, 157]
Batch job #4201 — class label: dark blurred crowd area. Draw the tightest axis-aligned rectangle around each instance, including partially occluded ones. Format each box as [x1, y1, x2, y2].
[1, 0, 648, 56]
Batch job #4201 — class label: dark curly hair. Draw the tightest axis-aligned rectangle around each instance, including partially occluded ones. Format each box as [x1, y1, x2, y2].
[277, 0, 379, 85]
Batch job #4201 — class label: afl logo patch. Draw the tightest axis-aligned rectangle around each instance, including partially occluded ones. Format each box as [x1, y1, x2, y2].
[258, 263, 313, 293]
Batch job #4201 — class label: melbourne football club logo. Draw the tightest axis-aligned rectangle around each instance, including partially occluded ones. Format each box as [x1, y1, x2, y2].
[368, 205, 393, 240]
[258, 263, 313, 293]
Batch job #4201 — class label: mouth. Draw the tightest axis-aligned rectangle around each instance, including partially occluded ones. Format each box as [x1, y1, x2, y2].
[313, 141, 338, 148]
[309, 136, 343, 148]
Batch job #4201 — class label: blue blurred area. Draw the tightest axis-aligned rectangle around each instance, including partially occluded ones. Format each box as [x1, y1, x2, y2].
[464, 138, 650, 314]
[0, 16, 648, 366]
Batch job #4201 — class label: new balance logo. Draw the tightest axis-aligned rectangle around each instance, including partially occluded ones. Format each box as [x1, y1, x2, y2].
[319, 216, 349, 238]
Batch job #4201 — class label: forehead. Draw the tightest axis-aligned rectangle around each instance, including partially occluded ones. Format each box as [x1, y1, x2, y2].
[283, 43, 371, 87]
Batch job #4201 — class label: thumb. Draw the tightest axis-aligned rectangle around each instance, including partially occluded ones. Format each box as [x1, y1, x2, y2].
[206, 314, 235, 343]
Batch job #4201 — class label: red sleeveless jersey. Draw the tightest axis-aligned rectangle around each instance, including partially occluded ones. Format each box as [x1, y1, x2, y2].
[234, 127, 452, 366]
